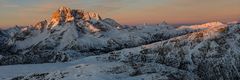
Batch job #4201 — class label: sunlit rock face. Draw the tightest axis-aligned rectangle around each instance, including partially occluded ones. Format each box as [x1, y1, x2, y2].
[33, 20, 48, 31]
[27, 6, 103, 32]
[50, 6, 101, 28]
[51, 7, 74, 23]
[33, 6, 106, 32]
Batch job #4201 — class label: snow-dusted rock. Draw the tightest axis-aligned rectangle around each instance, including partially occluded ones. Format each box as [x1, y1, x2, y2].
[102, 18, 122, 29]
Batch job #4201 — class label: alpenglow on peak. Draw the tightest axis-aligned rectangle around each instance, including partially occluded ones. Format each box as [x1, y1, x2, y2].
[50, 6, 102, 26]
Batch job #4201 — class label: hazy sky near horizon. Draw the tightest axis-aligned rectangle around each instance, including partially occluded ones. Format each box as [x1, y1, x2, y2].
[0, 0, 240, 27]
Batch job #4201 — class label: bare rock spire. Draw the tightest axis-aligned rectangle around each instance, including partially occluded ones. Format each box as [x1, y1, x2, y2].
[51, 6, 74, 25]
[50, 6, 102, 26]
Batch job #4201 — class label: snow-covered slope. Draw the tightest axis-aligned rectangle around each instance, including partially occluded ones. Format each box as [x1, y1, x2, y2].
[2, 22, 239, 80]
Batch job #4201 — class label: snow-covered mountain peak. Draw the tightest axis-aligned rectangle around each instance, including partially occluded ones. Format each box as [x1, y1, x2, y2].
[178, 21, 226, 30]
[50, 6, 102, 27]
[28, 6, 117, 33]
[201, 21, 224, 27]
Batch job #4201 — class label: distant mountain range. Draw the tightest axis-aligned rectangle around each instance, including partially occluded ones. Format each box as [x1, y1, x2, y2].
[0, 7, 240, 80]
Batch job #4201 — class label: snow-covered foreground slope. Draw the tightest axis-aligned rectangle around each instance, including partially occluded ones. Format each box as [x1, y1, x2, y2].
[0, 53, 197, 80]
[0, 63, 72, 79]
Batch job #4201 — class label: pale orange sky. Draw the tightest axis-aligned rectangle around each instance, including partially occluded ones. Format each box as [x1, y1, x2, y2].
[0, 0, 240, 28]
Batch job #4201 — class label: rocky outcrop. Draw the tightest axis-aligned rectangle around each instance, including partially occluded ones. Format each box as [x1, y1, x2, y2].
[50, 6, 101, 27]
[33, 20, 47, 31]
